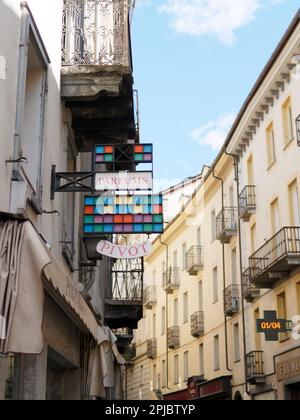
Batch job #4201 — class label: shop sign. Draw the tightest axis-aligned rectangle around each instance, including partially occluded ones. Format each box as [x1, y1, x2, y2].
[277, 357, 300, 382]
[95, 172, 153, 191]
[257, 311, 289, 341]
[97, 240, 152, 259]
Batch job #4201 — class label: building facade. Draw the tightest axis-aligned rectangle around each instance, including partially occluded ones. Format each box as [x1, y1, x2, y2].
[128, 10, 300, 401]
[0, 0, 138, 400]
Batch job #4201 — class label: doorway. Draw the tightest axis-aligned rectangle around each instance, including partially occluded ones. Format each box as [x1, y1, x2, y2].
[286, 382, 300, 400]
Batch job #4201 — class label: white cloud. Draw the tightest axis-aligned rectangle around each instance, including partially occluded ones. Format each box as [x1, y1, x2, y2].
[159, 0, 282, 45]
[191, 112, 236, 151]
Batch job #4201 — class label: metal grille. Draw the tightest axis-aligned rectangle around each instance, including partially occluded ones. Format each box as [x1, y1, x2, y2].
[191, 311, 204, 337]
[162, 268, 180, 289]
[167, 326, 180, 350]
[143, 286, 157, 306]
[239, 185, 256, 213]
[249, 227, 300, 280]
[62, 0, 130, 66]
[110, 257, 143, 303]
[216, 207, 238, 237]
[224, 285, 240, 315]
[186, 246, 203, 272]
[246, 351, 264, 378]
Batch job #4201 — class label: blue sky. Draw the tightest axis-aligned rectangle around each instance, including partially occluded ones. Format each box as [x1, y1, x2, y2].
[131, 0, 299, 188]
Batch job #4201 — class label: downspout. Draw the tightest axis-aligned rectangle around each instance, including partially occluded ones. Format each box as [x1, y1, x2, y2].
[225, 149, 249, 394]
[212, 169, 231, 373]
[159, 237, 170, 391]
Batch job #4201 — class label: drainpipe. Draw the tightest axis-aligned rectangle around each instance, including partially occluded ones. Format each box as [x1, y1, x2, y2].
[225, 149, 249, 394]
[212, 169, 231, 373]
[159, 237, 170, 391]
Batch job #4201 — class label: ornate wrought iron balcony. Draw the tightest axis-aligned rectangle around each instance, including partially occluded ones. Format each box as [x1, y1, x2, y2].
[249, 227, 300, 288]
[242, 268, 260, 303]
[191, 311, 205, 338]
[167, 326, 180, 350]
[143, 286, 157, 309]
[186, 246, 203, 276]
[224, 285, 240, 317]
[162, 268, 180, 294]
[105, 258, 143, 329]
[239, 186, 256, 221]
[216, 207, 238, 244]
[62, 0, 131, 67]
[147, 339, 157, 360]
[246, 351, 266, 385]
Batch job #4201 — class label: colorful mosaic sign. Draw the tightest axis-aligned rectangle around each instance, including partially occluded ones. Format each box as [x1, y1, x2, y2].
[95, 144, 153, 165]
[83, 195, 163, 234]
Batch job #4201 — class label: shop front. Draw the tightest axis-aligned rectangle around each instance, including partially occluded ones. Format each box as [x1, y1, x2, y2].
[276, 347, 300, 401]
[198, 376, 232, 401]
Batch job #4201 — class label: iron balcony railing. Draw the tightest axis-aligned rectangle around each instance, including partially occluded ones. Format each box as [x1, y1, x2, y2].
[249, 227, 300, 284]
[162, 268, 180, 292]
[167, 326, 180, 350]
[147, 339, 157, 360]
[62, 0, 131, 66]
[224, 285, 240, 317]
[191, 311, 205, 338]
[241, 268, 260, 302]
[246, 351, 266, 384]
[239, 186, 256, 220]
[109, 258, 143, 304]
[143, 286, 157, 309]
[186, 246, 203, 274]
[216, 207, 238, 241]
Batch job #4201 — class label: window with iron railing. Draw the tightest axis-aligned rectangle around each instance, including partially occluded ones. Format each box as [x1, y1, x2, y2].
[239, 186, 256, 214]
[216, 207, 238, 238]
[246, 351, 265, 380]
[109, 258, 143, 303]
[62, 0, 131, 66]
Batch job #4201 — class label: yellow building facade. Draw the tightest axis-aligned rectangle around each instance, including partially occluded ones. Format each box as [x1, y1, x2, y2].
[128, 10, 300, 401]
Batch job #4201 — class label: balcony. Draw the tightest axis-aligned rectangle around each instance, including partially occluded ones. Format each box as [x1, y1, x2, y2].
[143, 286, 157, 309]
[242, 268, 260, 303]
[163, 268, 180, 294]
[61, 0, 137, 151]
[216, 207, 238, 244]
[249, 227, 300, 288]
[239, 186, 256, 221]
[168, 326, 180, 350]
[147, 339, 157, 360]
[186, 246, 203, 276]
[224, 285, 240, 317]
[105, 258, 143, 329]
[246, 351, 266, 385]
[191, 311, 205, 338]
[114, 328, 133, 354]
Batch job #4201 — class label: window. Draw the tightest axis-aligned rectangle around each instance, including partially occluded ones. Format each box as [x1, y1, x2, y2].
[213, 267, 219, 303]
[153, 365, 157, 391]
[197, 227, 202, 247]
[15, 10, 50, 211]
[153, 270, 156, 286]
[266, 122, 276, 168]
[289, 180, 300, 225]
[153, 314, 156, 338]
[183, 293, 189, 324]
[231, 247, 237, 285]
[277, 292, 289, 341]
[174, 355, 179, 385]
[140, 366, 144, 386]
[182, 243, 187, 270]
[254, 308, 262, 350]
[214, 336, 220, 371]
[173, 250, 178, 268]
[229, 184, 235, 207]
[233, 324, 240, 362]
[61, 126, 77, 270]
[271, 198, 281, 235]
[199, 344, 205, 376]
[184, 351, 189, 382]
[162, 360, 166, 388]
[174, 298, 179, 326]
[250, 223, 257, 254]
[199, 282, 203, 312]
[211, 210, 216, 242]
[247, 155, 254, 185]
[161, 307, 166, 336]
[282, 97, 294, 146]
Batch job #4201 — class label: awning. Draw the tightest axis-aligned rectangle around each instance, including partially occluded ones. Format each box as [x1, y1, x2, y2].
[0, 220, 104, 354]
